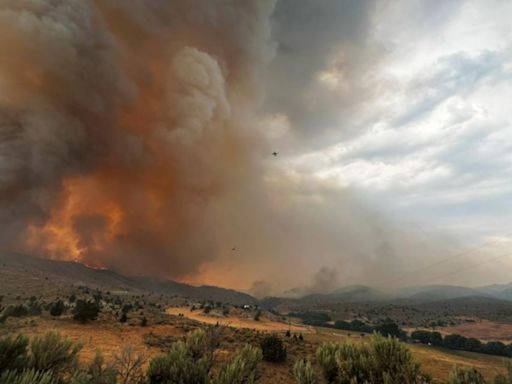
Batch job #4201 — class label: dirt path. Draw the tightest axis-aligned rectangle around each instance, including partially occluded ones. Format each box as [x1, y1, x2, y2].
[166, 307, 311, 333]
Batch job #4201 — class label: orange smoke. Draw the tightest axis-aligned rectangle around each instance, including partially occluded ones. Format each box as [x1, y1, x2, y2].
[26, 176, 123, 266]
[0, 0, 276, 285]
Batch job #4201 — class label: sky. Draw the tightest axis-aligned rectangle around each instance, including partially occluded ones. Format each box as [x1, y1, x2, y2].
[1, 0, 512, 296]
[275, 0, 512, 243]
[250, 0, 512, 294]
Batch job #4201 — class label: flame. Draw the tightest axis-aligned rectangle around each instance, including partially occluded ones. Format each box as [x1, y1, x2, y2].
[26, 175, 123, 265]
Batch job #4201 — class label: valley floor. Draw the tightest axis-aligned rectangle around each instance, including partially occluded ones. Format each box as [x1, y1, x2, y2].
[1, 307, 510, 383]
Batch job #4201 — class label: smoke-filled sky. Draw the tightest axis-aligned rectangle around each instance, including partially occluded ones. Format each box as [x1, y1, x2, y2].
[1, 0, 512, 296]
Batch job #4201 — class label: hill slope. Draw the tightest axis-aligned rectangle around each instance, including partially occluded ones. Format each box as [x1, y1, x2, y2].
[0, 252, 256, 304]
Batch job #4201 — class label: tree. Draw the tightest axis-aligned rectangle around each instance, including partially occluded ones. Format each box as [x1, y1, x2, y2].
[411, 330, 431, 344]
[430, 331, 443, 346]
[444, 334, 467, 350]
[49, 300, 65, 317]
[72, 300, 100, 323]
[375, 320, 401, 338]
[464, 338, 482, 352]
[483, 341, 506, 356]
[260, 335, 286, 363]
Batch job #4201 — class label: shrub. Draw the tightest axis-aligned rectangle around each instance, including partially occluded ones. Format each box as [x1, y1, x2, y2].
[114, 345, 145, 384]
[3, 305, 29, 319]
[29, 332, 81, 377]
[447, 366, 486, 384]
[73, 300, 100, 323]
[147, 342, 209, 384]
[119, 312, 128, 323]
[212, 345, 262, 384]
[316, 335, 424, 384]
[0, 369, 55, 384]
[260, 335, 286, 363]
[141, 317, 148, 327]
[0, 334, 29, 374]
[75, 352, 117, 384]
[49, 301, 65, 317]
[28, 302, 42, 316]
[293, 359, 315, 384]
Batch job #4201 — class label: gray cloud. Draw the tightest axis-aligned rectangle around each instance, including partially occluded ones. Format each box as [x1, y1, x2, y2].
[2, 0, 511, 293]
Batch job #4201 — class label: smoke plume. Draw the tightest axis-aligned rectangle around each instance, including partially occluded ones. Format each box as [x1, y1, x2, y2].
[0, 0, 275, 276]
[0, 0, 482, 294]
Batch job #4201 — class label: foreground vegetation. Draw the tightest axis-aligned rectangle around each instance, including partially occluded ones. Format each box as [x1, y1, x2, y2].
[1, 328, 511, 384]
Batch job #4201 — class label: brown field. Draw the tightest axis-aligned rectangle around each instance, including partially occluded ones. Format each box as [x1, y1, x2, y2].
[169, 307, 509, 383]
[166, 306, 310, 333]
[438, 320, 512, 342]
[1, 316, 183, 363]
[1, 310, 510, 383]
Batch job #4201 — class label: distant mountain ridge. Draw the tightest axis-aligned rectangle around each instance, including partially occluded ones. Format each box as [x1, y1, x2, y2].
[0, 252, 256, 305]
[3, 251, 512, 306]
[269, 283, 512, 306]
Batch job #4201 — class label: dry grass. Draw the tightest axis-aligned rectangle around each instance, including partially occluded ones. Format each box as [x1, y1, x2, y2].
[166, 307, 310, 333]
[437, 320, 512, 342]
[1, 310, 510, 383]
[2, 316, 184, 363]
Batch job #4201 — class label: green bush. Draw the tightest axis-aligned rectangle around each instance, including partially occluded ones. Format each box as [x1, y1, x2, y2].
[147, 328, 222, 384]
[3, 305, 29, 319]
[316, 335, 425, 384]
[293, 359, 315, 384]
[50, 301, 65, 317]
[147, 342, 209, 384]
[73, 300, 100, 323]
[70, 352, 117, 384]
[212, 344, 262, 384]
[29, 332, 81, 378]
[0, 334, 29, 374]
[447, 366, 486, 384]
[0, 369, 56, 384]
[260, 334, 286, 363]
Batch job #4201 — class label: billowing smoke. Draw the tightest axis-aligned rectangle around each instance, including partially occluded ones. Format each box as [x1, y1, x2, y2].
[0, 0, 484, 294]
[0, 0, 276, 277]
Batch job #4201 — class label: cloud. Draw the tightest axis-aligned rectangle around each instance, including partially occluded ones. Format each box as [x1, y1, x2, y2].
[2, 0, 512, 293]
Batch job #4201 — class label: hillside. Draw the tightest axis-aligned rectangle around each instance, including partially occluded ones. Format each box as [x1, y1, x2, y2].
[0, 252, 256, 305]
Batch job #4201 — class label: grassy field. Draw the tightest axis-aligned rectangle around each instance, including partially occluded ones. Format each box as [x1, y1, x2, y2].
[1, 306, 510, 383]
[437, 320, 512, 342]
